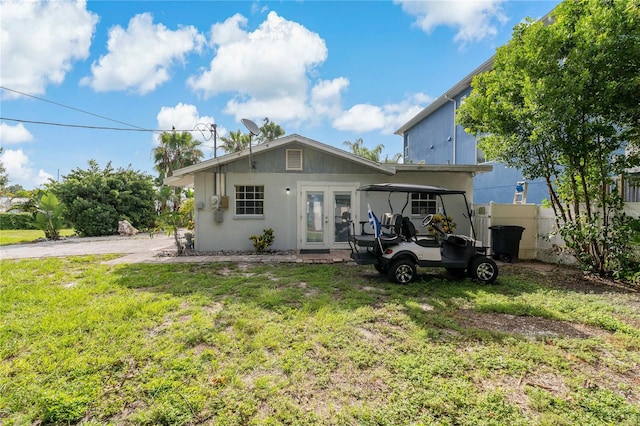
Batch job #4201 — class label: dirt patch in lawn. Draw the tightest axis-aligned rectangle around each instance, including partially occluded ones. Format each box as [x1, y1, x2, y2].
[502, 261, 639, 294]
[456, 309, 607, 339]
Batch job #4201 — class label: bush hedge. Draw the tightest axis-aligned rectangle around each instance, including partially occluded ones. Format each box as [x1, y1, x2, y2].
[0, 213, 36, 230]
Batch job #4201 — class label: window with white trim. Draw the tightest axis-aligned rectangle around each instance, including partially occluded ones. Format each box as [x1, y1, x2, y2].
[286, 149, 303, 170]
[235, 185, 264, 216]
[411, 193, 436, 216]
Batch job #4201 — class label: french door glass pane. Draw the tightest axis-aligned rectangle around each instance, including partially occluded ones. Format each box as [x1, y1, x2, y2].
[306, 192, 324, 243]
[333, 192, 351, 242]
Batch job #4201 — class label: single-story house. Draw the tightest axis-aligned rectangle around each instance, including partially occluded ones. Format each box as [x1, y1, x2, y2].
[166, 134, 491, 252]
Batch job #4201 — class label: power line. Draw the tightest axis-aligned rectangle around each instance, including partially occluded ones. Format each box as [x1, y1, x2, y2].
[0, 85, 151, 131]
[0, 117, 192, 133]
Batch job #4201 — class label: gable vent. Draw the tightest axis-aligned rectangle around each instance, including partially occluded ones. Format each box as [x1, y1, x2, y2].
[286, 149, 303, 171]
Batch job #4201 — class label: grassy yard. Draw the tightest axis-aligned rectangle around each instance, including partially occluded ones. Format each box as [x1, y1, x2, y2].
[1, 257, 639, 425]
[0, 229, 75, 246]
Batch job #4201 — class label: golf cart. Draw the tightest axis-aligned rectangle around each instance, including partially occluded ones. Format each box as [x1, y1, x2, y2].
[348, 183, 498, 284]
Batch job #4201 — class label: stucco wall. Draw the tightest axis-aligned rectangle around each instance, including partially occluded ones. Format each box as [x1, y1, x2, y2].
[193, 170, 476, 252]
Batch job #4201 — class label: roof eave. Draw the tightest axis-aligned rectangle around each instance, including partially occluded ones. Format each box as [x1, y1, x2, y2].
[395, 56, 495, 136]
[395, 164, 493, 174]
[169, 134, 397, 178]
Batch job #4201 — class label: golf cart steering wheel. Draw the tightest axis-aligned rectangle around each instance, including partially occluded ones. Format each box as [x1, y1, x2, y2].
[421, 214, 434, 227]
[422, 214, 446, 235]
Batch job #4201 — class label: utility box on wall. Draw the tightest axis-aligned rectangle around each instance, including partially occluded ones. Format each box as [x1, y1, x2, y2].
[220, 195, 229, 209]
[214, 210, 224, 223]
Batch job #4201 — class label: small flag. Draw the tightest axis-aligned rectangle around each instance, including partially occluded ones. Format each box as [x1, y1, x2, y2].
[367, 204, 382, 238]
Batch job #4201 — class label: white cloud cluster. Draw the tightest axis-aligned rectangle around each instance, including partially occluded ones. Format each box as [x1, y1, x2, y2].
[0, 0, 98, 98]
[333, 93, 431, 134]
[188, 12, 332, 123]
[187, 11, 429, 134]
[156, 103, 226, 155]
[81, 13, 205, 94]
[395, 0, 507, 44]
[0, 123, 34, 144]
[0, 148, 53, 187]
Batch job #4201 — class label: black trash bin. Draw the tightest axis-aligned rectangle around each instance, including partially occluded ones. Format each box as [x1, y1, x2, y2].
[489, 225, 525, 263]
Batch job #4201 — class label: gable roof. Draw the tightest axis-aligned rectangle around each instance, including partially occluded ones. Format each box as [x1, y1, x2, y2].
[165, 134, 395, 186]
[164, 133, 493, 187]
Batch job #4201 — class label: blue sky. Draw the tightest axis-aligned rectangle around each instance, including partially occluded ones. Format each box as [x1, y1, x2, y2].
[0, 0, 560, 188]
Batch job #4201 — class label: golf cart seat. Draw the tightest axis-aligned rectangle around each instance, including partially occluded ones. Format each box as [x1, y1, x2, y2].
[401, 217, 439, 247]
[351, 213, 402, 247]
[380, 213, 402, 236]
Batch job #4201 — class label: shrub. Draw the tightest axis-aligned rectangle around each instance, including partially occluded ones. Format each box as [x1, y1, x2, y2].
[0, 213, 36, 230]
[51, 160, 156, 236]
[69, 199, 119, 237]
[249, 228, 275, 253]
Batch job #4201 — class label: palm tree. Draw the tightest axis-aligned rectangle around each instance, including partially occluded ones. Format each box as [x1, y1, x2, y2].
[153, 131, 204, 179]
[152, 130, 204, 210]
[256, 118, 285, 144]
[219, 129, 251, 153]
[384, 153, 403, 163]
[343, 138, 384, 163]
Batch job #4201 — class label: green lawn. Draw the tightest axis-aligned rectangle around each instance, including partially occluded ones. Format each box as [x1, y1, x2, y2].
[1, 257, 639, 425]
[0, 229, 75, 246]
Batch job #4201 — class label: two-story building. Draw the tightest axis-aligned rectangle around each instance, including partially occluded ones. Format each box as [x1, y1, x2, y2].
[395, 56, 549, 205]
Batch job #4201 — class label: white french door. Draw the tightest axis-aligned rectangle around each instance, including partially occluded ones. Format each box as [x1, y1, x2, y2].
[298, 184, 358, 250]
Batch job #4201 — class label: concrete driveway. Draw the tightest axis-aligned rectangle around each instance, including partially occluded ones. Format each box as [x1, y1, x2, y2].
[0, 233, 176, 260]
[0, 233, 353, 265]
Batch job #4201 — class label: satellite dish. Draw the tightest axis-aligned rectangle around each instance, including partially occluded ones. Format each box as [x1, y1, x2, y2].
[241, 118, 260, 136]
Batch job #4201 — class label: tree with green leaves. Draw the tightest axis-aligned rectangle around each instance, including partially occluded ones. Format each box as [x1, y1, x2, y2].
[457, 0, 640, 278]
[51, 160, 156, 236]
[153, 131, 204, 180]
[0, 147, 9, 194]
[152, 130, 204, 211]
[343, 138, 385, 162]
[219, 129, 251, 153]
[384, 153, 403, 164]
[256, 118, 285, 143]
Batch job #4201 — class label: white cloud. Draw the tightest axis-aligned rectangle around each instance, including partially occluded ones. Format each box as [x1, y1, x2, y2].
[333, 92, 432, 134]
[188, 12, 329, 123]
[81, 13, 205, 94]
[0, 0, 98, 98]
[156, 103, 226, 155]
[0, 122, 34, 144]
[395, 0, 507, 44]
[334, 104, 387, 133]
[311, 78, 350, 120]
[0, 148, 53, 187]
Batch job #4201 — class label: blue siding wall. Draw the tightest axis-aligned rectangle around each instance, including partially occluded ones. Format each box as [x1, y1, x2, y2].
[406, 104, 454, 164]
[473, 164, 549, 204]
[405, 90, 478, 166]
[404, 88, 549, 204]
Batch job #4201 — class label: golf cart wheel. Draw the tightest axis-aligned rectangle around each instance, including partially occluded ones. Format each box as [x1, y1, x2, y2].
[388, 259, 417, 284]
[468, 257, 498, 284]
[374, 264, 387, 274]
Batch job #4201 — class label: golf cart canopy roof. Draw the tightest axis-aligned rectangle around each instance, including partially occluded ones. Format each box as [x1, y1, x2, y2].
[357, 183, 466, 195]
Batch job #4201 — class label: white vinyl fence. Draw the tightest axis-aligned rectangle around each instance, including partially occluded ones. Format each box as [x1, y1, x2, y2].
[472, 202, 640, 264]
